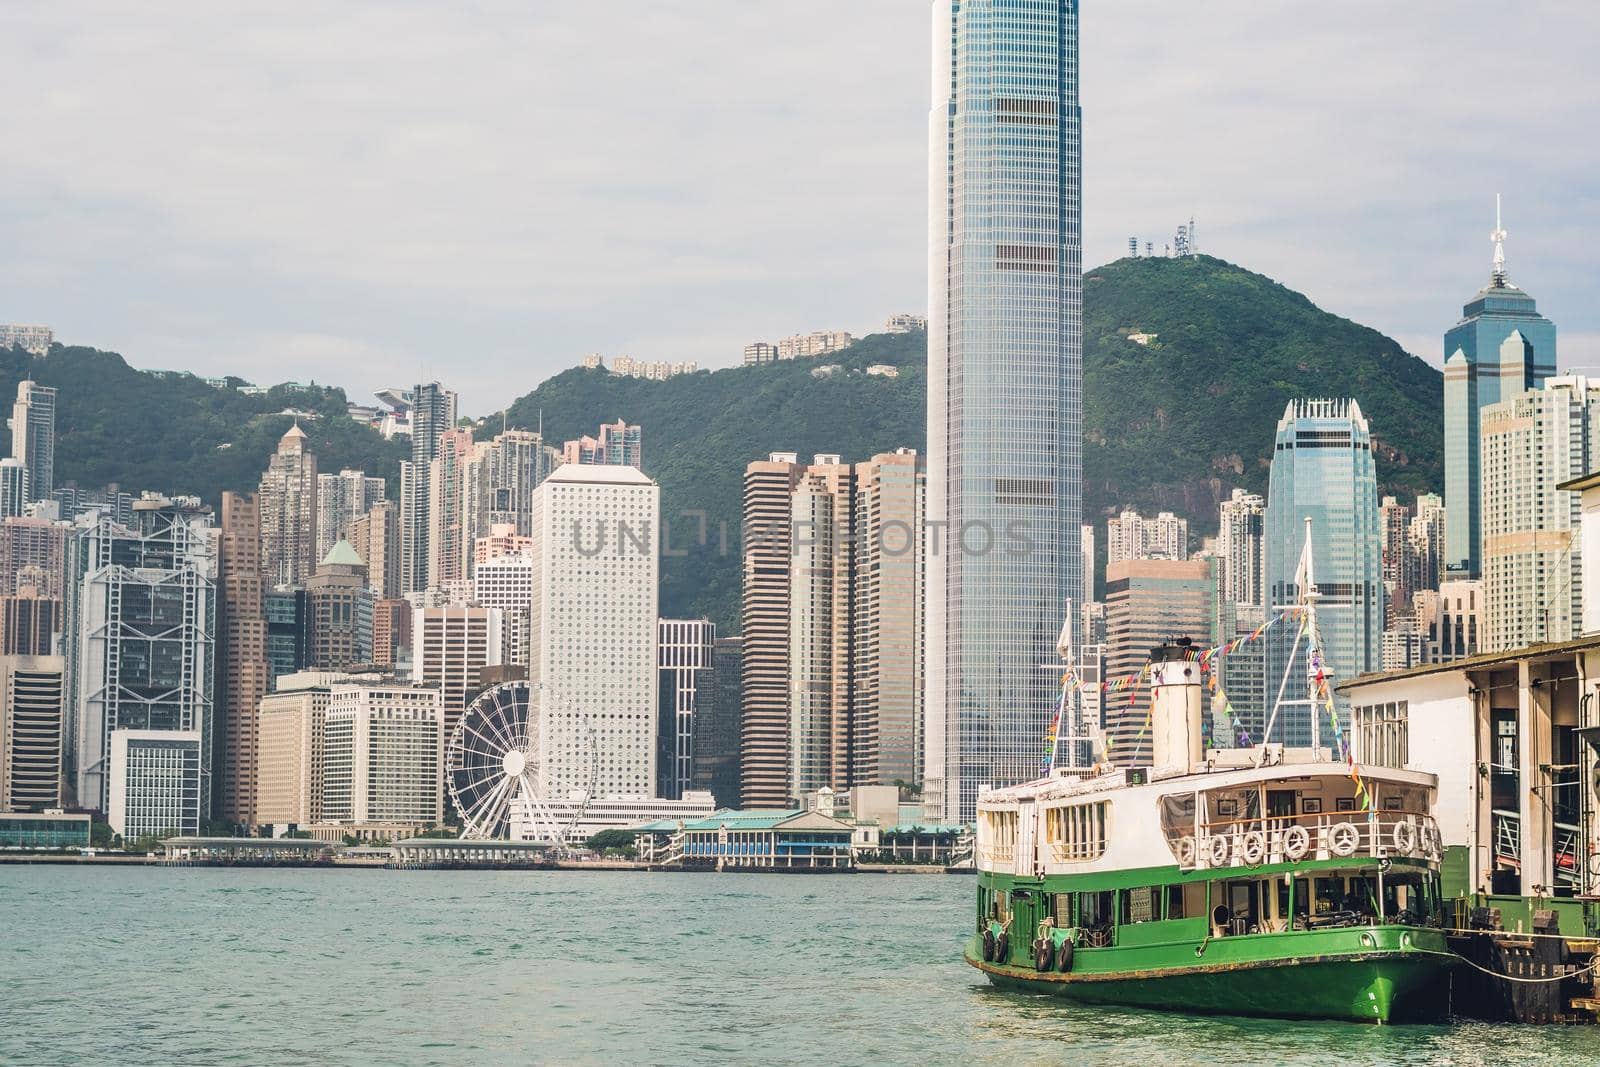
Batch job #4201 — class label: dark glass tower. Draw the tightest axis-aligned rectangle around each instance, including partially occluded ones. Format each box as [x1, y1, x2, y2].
[1442, 202, 1556, 577]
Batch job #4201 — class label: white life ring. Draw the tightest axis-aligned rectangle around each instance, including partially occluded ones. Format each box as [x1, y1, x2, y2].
[1282, 824, 1311, 862]
[1238, 830, 1267, 866]
[1209, 834, 1232, 867]
[1392, 821, 1418, 856]
[1328, 821, 1360, 858]
[1176, 836, 1196, 866]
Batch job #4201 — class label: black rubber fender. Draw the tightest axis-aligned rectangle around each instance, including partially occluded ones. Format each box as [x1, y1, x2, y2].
[1033, 938, 1052, 971]
[1055, 940, 1074, 972]
[994, 931, 1009, 963]
[982, 928, 996, 962]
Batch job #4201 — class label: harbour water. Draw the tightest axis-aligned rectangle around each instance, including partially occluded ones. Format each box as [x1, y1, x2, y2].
[4, 867, 1599, 1066]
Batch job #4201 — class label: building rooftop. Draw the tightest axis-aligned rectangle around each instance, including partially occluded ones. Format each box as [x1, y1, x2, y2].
[544, 464, 654, 486]
[320, 539, 365, 567]
[632, 808, 856, 834]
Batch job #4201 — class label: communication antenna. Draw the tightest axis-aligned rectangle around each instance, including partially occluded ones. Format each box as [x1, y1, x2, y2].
[1490, 193, 1508, 286]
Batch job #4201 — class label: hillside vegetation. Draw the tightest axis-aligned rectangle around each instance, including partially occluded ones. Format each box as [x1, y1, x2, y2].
[0, 346, 406, 503]
[6, 255, 1444, 632]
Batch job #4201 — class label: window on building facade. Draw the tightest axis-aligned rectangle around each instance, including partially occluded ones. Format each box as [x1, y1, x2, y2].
[1354, 700, 1408, 769]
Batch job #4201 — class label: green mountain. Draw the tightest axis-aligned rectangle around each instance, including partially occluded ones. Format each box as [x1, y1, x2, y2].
[0, 345, 407, 504]
[500, 255, 1442, 629]
[1081, 255, 1441, 518]
[7, 255, 1443, 634]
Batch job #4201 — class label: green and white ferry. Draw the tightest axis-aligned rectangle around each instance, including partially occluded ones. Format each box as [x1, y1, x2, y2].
[967, 641, 1458, 1023]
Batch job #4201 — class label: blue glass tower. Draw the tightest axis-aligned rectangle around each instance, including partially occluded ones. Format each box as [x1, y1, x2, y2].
[925, 0, 1082, 822]
[1443, 203, 1556, 577]
[1263, 400, 1382, 749]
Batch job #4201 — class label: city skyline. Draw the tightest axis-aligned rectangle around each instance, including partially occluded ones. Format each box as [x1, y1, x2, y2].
[1, 4, 1596, 412]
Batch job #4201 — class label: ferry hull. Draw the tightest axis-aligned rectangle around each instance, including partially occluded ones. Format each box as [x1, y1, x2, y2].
[966, 935, 1455, 1023]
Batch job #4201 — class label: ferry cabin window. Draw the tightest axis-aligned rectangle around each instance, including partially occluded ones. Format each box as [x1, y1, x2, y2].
[1121, 886, 1159, 924]
[1354, 700, 1408, 769]
[1080, 891, 1114, 930]
[1165, 884, 1198, 920]
[1313, 877, 1345, 914]
[1044, 801, 1109, 861]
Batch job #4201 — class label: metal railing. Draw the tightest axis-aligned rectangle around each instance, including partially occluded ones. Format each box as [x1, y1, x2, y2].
[1166, 809, 1441, 871]
[1492, 808, 1520, 870]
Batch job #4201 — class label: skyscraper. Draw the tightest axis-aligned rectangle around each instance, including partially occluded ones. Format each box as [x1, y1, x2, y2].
[0, 653, 65, 812]
[926, 0, 1082, 822]
[850, 448, 924, 789]
[9, 380, 56, 504]
[473, 551, 533, 666]
[1263, 399, 1382, 747]
[1217, 489, 1266, 607]
[401, 381, 458, 594]
[347, 499, 399, 600]
[415, 604, 502, 762]
[697, 635, 743, 808]
[529, 464, 659, 798]
[321, 683, 443, 829]
[306, 541, 373, 671]
[0, 516, 67, 600]
[258, 423, 319, 588]
[1103, 559, 1215, 767]
[0, 459, 28, 519]
[263, 588, 309, 687]
[425, 428, 475, 597]
[314, 469, 385, 561]
[216, 492, 268, 827]
[1379, 495, 1415, 616]
[788, 456, 854, 794]
[1107, 509, 1189, 565]
[0, 586, 57, 657]
[1409, 493, 1446, 594]
[472, 429, 559, 539]
[738, 449, 926, 802]
[1480, 375, 1599, 651]
[740, 452, 804, 806]
[657, 618, 715, 801]
[1443, 201, 1556, 577]
[68, 497, 215, 817]
[561, 419, 643, 468]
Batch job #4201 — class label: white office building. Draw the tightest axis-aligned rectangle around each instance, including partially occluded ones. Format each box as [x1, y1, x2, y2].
[321, 684, 443, 827]
[474, 553, 533, 667]
[1217, 489, 1266, 607]
[1480, 375, 1600, 652]
[107, 729, 202, 838]
[529, 464, 659, 798]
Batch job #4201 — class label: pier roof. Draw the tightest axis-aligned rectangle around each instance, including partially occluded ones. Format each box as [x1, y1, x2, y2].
[1338, 634, 1600, 693]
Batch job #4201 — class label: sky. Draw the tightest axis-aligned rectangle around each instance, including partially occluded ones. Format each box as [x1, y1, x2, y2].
[2, 2, 1597, 415]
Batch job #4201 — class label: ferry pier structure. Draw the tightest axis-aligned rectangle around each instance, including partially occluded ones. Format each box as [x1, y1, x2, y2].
[1341, 634, 1600, 1021]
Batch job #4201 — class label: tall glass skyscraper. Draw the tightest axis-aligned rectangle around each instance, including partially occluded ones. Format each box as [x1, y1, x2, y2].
[1263, 400, 1382, 749]
[925, 0, 1082, 823]
[1443, 206, 1556, 577]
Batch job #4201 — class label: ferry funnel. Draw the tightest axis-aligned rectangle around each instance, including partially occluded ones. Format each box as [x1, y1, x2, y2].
[1150, 641, 1204, 776]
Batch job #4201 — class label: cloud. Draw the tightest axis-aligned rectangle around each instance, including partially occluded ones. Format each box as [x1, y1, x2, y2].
[1, 2, 1596, 412]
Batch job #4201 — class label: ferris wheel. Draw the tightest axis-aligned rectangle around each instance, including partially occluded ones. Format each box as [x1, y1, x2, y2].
[445, 680, 597, 843]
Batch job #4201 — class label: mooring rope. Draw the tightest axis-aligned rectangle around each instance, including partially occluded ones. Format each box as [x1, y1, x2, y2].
[1449, 951, 1600, 985]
